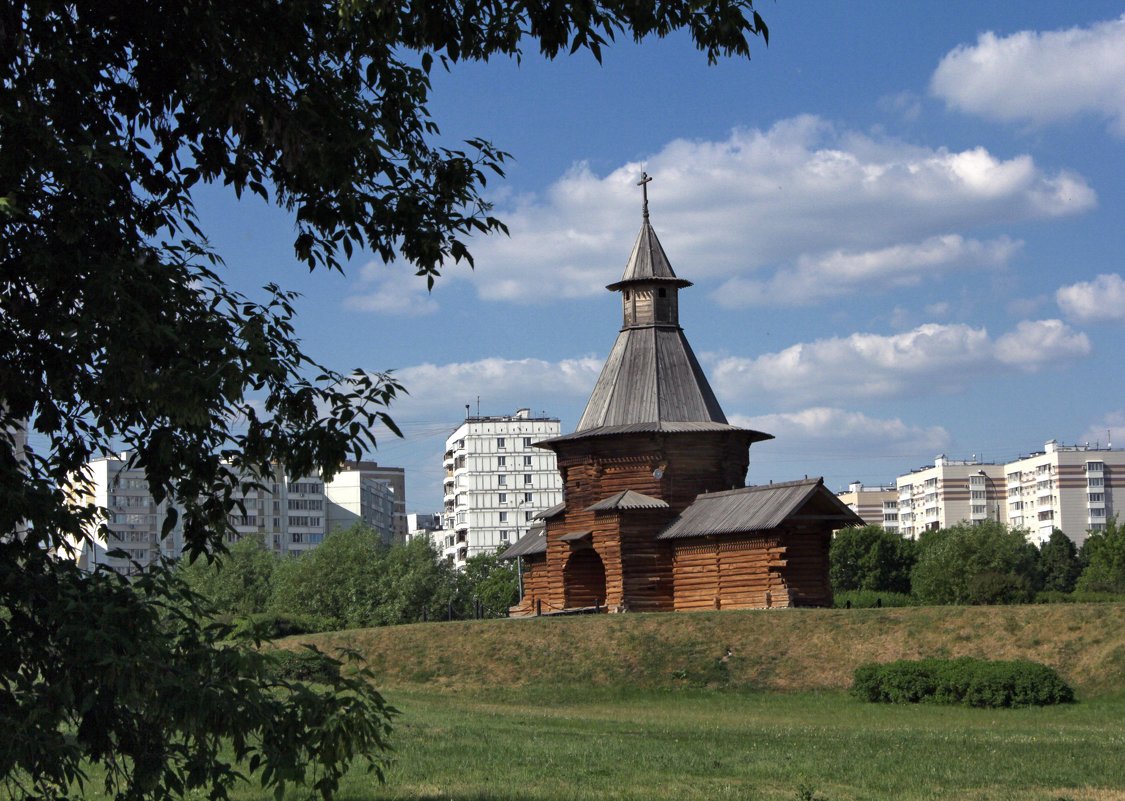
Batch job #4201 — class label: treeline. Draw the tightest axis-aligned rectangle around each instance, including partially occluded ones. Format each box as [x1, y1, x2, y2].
[178, 523, 518, 634]
[831, 518, 1125, 607]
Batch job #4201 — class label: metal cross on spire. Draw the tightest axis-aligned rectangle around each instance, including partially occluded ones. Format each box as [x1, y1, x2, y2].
[637, 172, 653, 220]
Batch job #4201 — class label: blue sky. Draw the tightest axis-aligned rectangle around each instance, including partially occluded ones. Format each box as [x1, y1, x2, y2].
[196, 2, 1125, 514]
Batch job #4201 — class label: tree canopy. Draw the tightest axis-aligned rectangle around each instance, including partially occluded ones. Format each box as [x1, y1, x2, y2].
[1, 3, 770, 797]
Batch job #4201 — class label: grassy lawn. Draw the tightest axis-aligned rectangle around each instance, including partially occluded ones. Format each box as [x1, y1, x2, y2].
[300, 685, 1125, 801]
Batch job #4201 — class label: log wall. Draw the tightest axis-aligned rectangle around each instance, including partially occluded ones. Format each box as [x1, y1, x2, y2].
[509, 553, 548, 616]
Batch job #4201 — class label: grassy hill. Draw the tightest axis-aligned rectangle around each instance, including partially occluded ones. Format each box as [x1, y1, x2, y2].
[289, 602, 1125, 695]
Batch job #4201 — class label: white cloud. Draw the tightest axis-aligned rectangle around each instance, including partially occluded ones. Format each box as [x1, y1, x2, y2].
[344, 262, 441, 316]
[730, 407, 950, 460]
[388, 356, 602, 420]
[348, 117, 1095, 306]
[931, 15, 1125, 135]
[993, 319, 1091, 370]
[709, 320, 1090, 406]
[1056, 273, 1125, 322]
[712, 234, 1019, 308]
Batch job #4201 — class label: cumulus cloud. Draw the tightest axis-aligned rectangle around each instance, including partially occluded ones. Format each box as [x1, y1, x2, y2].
[709, 320, 1090, 406]
[729, 407, 950, 460]
[931, 15, 1125, 135]
[388, 356, 602, 421]
[713, 234, 1020, 307]
[344, 261, 441, 316]
[993, 319, 1092, 369]
[1056, 273, 1125, 322]
[346, 116, 1095, 306]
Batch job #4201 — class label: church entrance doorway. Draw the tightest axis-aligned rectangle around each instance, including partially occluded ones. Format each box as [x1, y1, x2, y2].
[563, 549, 606, 609]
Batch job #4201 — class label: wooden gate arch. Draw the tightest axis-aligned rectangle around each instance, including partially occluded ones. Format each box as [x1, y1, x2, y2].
[563, 548, 606, 609]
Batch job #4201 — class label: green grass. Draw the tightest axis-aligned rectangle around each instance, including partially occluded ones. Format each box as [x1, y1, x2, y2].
[314, 685, 1125, 801]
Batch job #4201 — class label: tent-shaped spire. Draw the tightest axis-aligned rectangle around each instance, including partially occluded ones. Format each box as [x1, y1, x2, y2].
[564, 180, 766, 442]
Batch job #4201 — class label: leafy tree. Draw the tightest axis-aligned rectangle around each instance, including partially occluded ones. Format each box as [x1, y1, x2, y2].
[372, 537, 460, 625]
[830, 525, 917, 595]
[911, 521, 1040, 605]
[1076, 517, 1125, 593]
[1038, 528, 1082, 594]
[1, 1, 769, 797]
[458, 551, 521, 617]
[178, 533, 278, 617]
[269, 523, 389, 628]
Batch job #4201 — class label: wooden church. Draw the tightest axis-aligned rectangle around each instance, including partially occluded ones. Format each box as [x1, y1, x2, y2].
[501, 179, 861, 614]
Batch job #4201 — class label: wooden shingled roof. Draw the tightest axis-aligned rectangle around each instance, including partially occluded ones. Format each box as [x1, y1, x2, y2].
[586, 490, 670, 511]
[498, 524, 546, 560]
[605, 220, 692, 291]
[656, 478, 863, 540]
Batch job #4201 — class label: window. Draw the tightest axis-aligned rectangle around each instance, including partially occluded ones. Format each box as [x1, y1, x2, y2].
[971, 505, 985, 515]
[291, 532, 303, 544]
[1089, 477, 1104, 487]
[658, 287, 666, 297]
[523, 474, 532, 485]
[498, 493, 507, 504]
[971, 490, 985, 500]
[1091, 507, 1106, 517]
[1089, 493, 1104, 503]
[499, 530, 509, 542]
[498, 475, 507, 486]
[523, 455, 532, 466]
[524, 492, 533, 503]
[497, 455, 506, 466]
[525, 511, 533, 521]
[523, 437, 532, 447]
[497, 437, 506, 449]
[499, 511, 508, 523]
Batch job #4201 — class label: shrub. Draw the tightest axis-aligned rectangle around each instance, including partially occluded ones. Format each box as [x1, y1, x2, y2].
[1033, 590, 1125, 604]
[231, 612, 335, 640]
[264, 648, 342, 684]
[852, 657, 1074, 707]
[832, 590, 916, 608]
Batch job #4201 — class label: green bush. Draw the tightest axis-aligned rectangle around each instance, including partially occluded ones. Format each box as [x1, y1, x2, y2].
[230, 612, 335, 640]
[264, 648, 342, 684]
[832, 590, 916, 608]
[852, 657, 1074, 707]
[1033, 590, 1125, 604]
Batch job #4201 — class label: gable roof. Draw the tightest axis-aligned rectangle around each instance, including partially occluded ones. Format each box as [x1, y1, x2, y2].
[656, 478, 863, 540]
[586, 490, 670, 512]
[498, 524, 546, 560]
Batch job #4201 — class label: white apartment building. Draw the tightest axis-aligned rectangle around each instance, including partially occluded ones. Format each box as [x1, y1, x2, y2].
[440, 408, 563, 568]
[1003, 440, 1123, 546]
[68, 453, 185, 573]
[896, 456, 1006, 539]
[836, 482, 899, 534]
[67, 455, 405, 573]
[325, 466, 397, 545]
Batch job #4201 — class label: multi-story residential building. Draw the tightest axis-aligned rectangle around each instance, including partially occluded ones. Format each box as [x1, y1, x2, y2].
[835, 481, 899, 534]
[440, 408, 563, 568]
[68, 453, 185, 574]
[404, 513, 441, 546]
[67, 455, 407, 573]
[325, 465, 397, 544]
[1003, 440, 1123, 545]
[896, 456, 1006, 539]
[337, 461, 407, 542]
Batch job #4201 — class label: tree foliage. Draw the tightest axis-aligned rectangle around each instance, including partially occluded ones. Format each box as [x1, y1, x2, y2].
[1038, 528, 1082, 594]
[830, 525, 917, 595]
[1, 1, 769, 797]
[911, 522, 1040, 605]
[1076, 517, 1125, 594]
[178, 533, 277, 617]
[457, 552, 521, 617]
